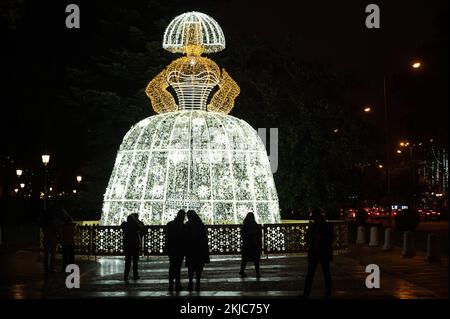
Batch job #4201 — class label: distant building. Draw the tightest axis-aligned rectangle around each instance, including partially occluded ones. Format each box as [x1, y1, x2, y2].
[417, 147, 448, 210]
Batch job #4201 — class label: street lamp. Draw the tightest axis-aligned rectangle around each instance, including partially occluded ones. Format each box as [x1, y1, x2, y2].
[382, 59, 423, 213]
[412, 62, 421, 69]
[16, 169, 23, 177]
[399, 140, 415, 200]
[364, 106, 372, 113]
[20, 183, 25, 189]
[76, 175, 82, 183]
[41, 154, 50, 212]
[42, 155, 50, 166]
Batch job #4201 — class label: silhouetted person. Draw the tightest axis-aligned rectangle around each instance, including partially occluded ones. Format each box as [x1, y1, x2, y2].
[121, 214, 144, 281]
[185, 210, 210, 291]
[61, 215, 77, 272]
[300, 209, 334, 299]
[132, 213, 145, 231]
[132, 213, 146, 243]
[240, 212, 262, 278]
[166, 210, 186, 292]
[41, 210, 58, 274]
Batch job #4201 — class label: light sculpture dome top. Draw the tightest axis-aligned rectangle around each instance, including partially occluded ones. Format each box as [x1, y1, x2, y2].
[163, 11, 226, 54]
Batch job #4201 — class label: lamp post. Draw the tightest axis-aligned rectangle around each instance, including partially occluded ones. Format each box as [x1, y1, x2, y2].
[42, 154, 50, 211]
[16, 169, 23, 178]
[383, 75, 392, 212]
[76, 175, 82, 183]
[399, 141, 416, 206]
[383, 60, 422, 213]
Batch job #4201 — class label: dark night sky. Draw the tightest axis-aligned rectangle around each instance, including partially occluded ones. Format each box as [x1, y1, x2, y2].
[1, 0, 448, 187]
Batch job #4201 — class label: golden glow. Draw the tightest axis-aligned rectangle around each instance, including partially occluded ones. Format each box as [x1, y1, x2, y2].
[145, 69, 178, 114]
[364, 107, 372, 112]
[399, 141, 410, 147]
[378, 164, 383, 169]
[208, 69, 240, 113]
[412, 62, 421, 69]
[166, 56, 220, 82]
[16, 169, 22, 177]
[14, 188, 19, 193]
[185, 44, 204, 56]
[20, 183, 25, 189]
[76, 175, 82, 183]
[396, 150, 402, 154]
[146, 56, 239, 114]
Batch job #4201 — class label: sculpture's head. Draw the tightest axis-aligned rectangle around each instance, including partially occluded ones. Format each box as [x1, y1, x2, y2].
[163, 11, 226, 56]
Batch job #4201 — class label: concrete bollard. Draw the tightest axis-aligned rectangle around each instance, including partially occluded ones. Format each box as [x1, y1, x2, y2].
[369, 226, 380, 247]
[401, 231, 416, 258]
[426, 233, 441, 262]
[382, 228, 394, 251]
[356, 226, 366, 244]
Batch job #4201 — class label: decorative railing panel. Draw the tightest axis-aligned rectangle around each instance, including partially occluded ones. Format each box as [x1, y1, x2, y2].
[91, 226, 124, 255]
[75, 226, 92, 255]
[40, 221, 348, 256]
[263, 221, 349, 254]
[143, 226, 166, 255]
[207, 225, 242, 255]
[264, 224, 308, 253]
[332, 221, 349, 253]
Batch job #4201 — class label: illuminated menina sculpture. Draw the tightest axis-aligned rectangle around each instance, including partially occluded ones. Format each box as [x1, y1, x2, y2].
[100, 11, 280, 225]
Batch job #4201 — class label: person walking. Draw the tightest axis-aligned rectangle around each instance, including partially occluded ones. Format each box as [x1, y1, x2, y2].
[239, 212, 262, 278]
[185, 210, 210, 291]
[121, 214, 144, 281]
[299, 209, 334, 300]
[166, 210, 186, 292]
[61, 215, 77, 272]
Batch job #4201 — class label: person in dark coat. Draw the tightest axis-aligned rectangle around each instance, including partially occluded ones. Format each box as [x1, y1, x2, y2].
[300, 209, 334, 299]
[121, 214, 144, 281]
[41, 210, 59, 274]
[166, 210, 186, 292]
[60, 215, 77, 272]
[185, 210, 210, 291]
[240, 212, 262, 278]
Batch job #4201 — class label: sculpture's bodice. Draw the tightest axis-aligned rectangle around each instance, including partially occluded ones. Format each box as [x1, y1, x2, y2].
[166, 56, 220, 110]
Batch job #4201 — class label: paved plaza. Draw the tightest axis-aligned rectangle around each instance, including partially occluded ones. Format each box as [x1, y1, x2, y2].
[0, 243, 447, 299]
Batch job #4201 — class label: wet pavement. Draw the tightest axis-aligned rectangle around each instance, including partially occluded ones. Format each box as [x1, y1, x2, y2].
[0, 245, 447, 299]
